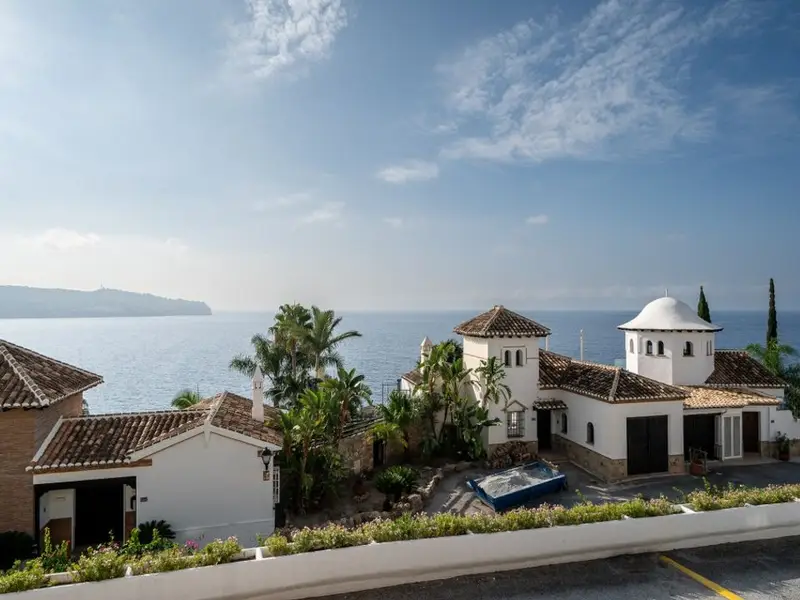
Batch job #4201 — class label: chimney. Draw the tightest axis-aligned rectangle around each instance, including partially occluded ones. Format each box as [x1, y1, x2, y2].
[420, 336, 433, 363]
[545, 336, 550, 351]
[252, 365, 264, 423]
[579, 330, 585, 361]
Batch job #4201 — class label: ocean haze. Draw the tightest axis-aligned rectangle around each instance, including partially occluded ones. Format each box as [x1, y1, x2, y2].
[0, 310, 797, 414]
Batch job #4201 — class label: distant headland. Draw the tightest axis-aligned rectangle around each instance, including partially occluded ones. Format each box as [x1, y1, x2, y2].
[0, 286, 212, 319]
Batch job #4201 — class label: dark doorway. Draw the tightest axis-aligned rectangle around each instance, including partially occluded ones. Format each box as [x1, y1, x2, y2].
[75, 484, 123, 547]
[684, 414, 717, 460]
[372, 439, 386, 468]
[537, 410, 552, 450]
[626, 415, 669, 476]
[742, 412, 760, 454]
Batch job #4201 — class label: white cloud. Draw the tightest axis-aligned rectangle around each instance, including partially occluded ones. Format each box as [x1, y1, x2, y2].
[383, 217, 403, 229]
[29, 228, 101, 251]
[526, 214, 549, 226]
[252, 191, 311, 211]
[438, 0, 769, 163]
[227, 0, 348, 81]
[376, 160, 439, 184]
[299, 201, 344, 223]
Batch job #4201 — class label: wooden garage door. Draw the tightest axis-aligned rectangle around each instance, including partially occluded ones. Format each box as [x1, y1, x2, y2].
[626, 415, 669, 476]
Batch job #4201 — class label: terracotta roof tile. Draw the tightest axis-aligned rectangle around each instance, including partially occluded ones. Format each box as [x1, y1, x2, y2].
[454, 306, 550, 338]
[539, 350, 688, 403]
[401, 369, 422, 385]
[682, 386, 781, 410]
[533, 398, 568, 410]
[30, 392, 283, 473]
[0, 340, 103, 409]
[705, 350, 786, 388]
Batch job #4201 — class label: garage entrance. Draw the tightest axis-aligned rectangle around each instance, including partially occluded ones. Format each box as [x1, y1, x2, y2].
[626, 415, 669, 476]
[75, 482, 124, 547]
[742, 412, 760, 454]
[683, 414, 717, 460]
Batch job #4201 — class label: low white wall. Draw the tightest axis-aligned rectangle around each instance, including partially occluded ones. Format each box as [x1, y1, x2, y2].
[18, 501, 800, 600]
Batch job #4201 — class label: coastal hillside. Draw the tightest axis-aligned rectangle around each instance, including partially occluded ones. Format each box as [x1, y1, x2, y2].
[0, 286, 212, 319]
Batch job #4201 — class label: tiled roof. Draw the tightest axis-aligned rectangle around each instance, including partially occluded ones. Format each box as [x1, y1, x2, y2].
[30, 392, 282, 473]
[533, 399, 568, 410]
[705, 350, 786, 389]
[454, 306, 551, 338]
[539, 350, 688, 403]
[682, 386, 781, 410]
[401, 369, 422, 385]
[341, 412, 384, 438]
[0, 340, 103, 410]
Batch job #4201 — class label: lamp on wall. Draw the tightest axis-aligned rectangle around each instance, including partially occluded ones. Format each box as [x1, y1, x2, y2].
[261, 447, 273, 470]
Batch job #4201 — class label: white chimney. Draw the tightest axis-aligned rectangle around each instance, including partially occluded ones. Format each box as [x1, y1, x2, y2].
[579, 330, 585, 361]
[545, 336, 550, 351]
[252, 365, 264, 423]
[420, 336, 433, 363]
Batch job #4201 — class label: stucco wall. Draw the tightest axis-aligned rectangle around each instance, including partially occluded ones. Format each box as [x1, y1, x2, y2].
[626, 331, 715, 386]
[555, 392, 684, 459]
[135, 432, 275, 547]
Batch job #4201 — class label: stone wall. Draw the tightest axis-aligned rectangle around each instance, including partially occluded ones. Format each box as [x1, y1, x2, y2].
[487, 441, 538, 469]
[0, 409, 36, 533]
[553, 434, 627, 482]
[761, 439, 800, 459]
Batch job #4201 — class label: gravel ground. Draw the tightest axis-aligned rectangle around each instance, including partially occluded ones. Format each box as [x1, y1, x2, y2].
[311, 537, 800, 600]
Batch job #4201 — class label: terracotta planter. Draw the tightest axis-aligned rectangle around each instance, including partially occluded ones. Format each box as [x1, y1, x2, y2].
[689, 462, 705, 476]
[779, 452, 790, 462]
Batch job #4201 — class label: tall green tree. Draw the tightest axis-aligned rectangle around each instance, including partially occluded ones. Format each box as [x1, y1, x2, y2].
[305, 306, 362, 379]
[697, 285, 711, 323]
[322, 367, 372, 441]
[374, 389, 415, 460]
[767, 278, 778, 345]
[747, 339, 800, 418]
[230, 334, 295, 407]
[171, 388, 203, 409]
[475, 356, 512, 406]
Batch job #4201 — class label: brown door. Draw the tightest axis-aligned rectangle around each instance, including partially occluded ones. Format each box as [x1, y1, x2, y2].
[742, 412, 760, 454]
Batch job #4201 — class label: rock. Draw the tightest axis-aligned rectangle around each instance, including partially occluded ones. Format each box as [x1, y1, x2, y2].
[408, 494, 424, 512]
[353, 514, 362, 526]
[380, 511, 391, 519]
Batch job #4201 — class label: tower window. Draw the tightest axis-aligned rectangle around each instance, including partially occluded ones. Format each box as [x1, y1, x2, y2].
[515, 349, 524, 366]
[646, 341, 653, 355]
[657, 341, 665, 356]
[683, 341, 694, 357]
[629, 339, 634, 354]
[503, 350, 511, 367]
[586, 422, 595, 445]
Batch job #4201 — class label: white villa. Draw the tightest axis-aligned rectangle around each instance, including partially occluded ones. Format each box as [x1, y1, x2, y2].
[0, 340, 281, 550]
[401, 297, 792, 481]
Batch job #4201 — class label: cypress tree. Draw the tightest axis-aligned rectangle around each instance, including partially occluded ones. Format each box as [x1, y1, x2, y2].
[767, 278, 778, 345]
[697, 286, 711, 323]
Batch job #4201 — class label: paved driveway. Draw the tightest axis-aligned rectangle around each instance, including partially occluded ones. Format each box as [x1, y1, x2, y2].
[426, 460, 800, 515]
[314, 537, 800, 600]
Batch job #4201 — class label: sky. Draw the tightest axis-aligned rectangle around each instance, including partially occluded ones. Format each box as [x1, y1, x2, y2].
[1, 0, 799, 312]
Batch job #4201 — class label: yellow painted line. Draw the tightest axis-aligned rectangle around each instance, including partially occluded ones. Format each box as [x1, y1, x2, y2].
[659, 555, 743, 600]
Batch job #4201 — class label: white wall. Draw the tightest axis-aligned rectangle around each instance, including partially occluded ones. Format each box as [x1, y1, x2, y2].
[626, 331, 715, 386]
[136, 432, 274, 548]
[556, 392, 684, 459]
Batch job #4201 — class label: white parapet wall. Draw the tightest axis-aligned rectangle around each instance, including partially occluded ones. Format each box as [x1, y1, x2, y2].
[13, 502, 800, 600]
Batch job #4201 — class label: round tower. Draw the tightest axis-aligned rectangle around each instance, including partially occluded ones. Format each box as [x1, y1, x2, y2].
[618, 296, 722, 386]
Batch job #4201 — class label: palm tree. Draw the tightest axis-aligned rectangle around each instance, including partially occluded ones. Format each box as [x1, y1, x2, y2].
[270, 303, 312, 379]
[475, 356, 512, 406]
[171, 388, 203, 409]
[747, 339, 800, 416]
[304, 306, 362, 379]
[230, 334, 292, 407]
[376, 389, 415, 460]
[323, 368, 372, 440]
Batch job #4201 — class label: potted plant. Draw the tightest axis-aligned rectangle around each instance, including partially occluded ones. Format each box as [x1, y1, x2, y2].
[775, 432, 791, 461]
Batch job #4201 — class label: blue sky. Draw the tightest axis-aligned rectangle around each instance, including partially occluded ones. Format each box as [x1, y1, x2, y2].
[1, 0, 798, 312]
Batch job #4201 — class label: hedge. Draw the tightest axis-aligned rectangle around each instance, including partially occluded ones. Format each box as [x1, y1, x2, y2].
[685, 482, 800, 512]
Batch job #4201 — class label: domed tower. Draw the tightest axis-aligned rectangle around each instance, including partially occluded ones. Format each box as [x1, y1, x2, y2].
[618, 296, 722, 386]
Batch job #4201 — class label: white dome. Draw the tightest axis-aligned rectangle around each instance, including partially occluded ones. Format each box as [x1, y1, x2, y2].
[618, 297, 722, 332]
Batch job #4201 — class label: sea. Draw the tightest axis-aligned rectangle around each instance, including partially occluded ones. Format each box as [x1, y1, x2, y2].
[1, 310, 798, 414]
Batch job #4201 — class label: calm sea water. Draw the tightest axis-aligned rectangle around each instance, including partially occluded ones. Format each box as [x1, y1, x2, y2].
[1, 310, 798, 414]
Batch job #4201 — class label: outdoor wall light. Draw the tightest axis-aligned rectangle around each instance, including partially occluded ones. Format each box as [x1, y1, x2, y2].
[261, 447, 273, 469]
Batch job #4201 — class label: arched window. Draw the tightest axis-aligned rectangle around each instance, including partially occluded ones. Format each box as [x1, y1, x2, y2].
[646, 341, 653, 355]
[515, 349, 524, 366]
[683, 341, 694, 357]
[629, 339, 634, 354]
[503, 350, 511, 367]
[561, 413, 568, 434]
[586, 422, 595, 445]
[657, 341, 665, 356]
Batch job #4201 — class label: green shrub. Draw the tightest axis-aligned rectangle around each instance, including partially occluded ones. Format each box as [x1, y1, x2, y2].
[263, 535, 292, 557]
[72, 545, 128, 583]
[0, 531, 35, 572]
[39, 528, 71, 574]
[121, 528, 177, 558]
[0, 560, 48, 594]
[291, 526, 369, 553]
[375, 466, 419, 499]
[130, 537, 242, 575]
[194, 537, 242, 566]
[137, 520, 175, 544]
[686, 481, 800, 511]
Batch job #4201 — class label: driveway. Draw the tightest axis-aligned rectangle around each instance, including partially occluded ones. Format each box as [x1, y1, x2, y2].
[425, 460, 800, 515]
[313, 537, 800, 600]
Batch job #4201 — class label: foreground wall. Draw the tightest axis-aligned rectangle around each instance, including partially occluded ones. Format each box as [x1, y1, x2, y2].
[19, 501, 800, 600]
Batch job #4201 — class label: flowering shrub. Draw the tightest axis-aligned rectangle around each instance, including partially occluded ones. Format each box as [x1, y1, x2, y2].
[685, 481, 800, 511]
[72, 544, 128, 583]
[39, 528, 71, 574]
[0, 560, 48, 594]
